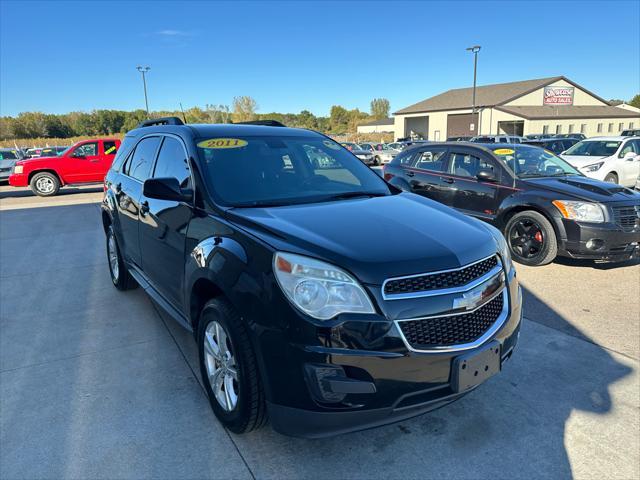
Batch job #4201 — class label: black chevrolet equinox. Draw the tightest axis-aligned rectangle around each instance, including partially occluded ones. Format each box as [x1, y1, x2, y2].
[101, 117, 522, 438]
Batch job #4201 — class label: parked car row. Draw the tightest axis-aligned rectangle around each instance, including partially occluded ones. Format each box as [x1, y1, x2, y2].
[383, 141, 640, 266]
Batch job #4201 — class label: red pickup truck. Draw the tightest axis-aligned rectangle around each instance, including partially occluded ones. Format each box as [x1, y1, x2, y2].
[9, 138, 121, 196]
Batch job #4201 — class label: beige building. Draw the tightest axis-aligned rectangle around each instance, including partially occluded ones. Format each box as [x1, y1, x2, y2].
[356, 117, 395, 134]
[393, 76, 640, 141]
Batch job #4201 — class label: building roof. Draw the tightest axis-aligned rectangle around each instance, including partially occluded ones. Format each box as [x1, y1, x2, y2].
[358, 117, 394, 126]
[394, 76, 610, 115]
[495, 105, 640, 120]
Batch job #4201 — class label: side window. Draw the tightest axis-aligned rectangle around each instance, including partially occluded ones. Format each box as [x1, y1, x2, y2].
[103, 141, 118, 156]
[449, 152, 499, 179]
[126, 136, 161, 182]
[399, 151, 417, 165]
[619, 141, 639, 157]
[73, 142, 97, 157]
[153, 137, 191, 188]
[414, 148, 447, 172]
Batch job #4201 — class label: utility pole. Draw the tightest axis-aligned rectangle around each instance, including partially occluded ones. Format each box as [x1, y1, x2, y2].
[136, 66, 151, 114]
[466, 46, 481, 132]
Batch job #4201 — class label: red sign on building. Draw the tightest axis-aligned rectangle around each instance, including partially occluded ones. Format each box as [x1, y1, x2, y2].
[543, 86, 575, 105]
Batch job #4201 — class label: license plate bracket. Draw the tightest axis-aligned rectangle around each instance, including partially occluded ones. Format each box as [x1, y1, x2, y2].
[452, 341, 501, 393]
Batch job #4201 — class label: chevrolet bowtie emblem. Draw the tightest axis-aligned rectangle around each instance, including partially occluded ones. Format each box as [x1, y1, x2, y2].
[453, 272, 505, 311]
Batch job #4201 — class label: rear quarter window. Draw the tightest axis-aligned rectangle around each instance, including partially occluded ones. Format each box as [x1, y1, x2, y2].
[111, 136, 137, 172]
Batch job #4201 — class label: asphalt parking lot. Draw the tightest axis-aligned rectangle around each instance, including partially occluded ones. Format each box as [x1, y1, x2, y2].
[1, 184, 639, 480]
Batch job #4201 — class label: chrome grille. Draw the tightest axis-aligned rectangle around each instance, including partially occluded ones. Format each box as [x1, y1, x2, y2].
[398, 293, 504, 349]
[612, 206, 639, 231]
[383, 255, 499, 296]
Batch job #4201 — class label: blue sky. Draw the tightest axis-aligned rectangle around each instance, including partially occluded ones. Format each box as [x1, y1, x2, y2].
[1, 0, 638, 117]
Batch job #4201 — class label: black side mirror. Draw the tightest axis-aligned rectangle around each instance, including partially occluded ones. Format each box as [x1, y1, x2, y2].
[143, 177, 192, 202]
[476, 169, 497, 182]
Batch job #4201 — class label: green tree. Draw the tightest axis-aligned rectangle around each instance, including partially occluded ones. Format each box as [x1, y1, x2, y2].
[329, 105, 349, 132]
[629, 94, 640, 109]
[232, 96, 258, 122]
[370, 98, 390, 119]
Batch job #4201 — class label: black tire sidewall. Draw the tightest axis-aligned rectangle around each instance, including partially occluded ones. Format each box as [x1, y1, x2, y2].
[505, 211, 558, 266]
[197, 300, 254, 432]
[106, 226, 131, 290]
[30, 172, 59, 196]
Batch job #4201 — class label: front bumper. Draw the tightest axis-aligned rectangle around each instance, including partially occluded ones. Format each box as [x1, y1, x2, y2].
[558, 218, 640, 261]
[264, 267, 522, 438]
[8, 173, 29, 187]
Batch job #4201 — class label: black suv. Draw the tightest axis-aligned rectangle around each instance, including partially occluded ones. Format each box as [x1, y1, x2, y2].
[522, 137, 579, 154]
[384, 143, 640, 266]
[102, 118, 522, 438]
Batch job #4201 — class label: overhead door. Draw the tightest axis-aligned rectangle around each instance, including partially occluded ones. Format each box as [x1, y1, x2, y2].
[447, 113, 479, 138]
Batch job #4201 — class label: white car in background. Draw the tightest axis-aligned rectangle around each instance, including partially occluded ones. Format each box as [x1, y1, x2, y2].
[560, 136, 640, 187]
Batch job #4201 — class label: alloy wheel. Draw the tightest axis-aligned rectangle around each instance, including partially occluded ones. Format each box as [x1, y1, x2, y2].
[508, 218, 544, 260]
[204, 321, 239, 412]
[107, 232, 119, 281]
[35, 177, 54, 193]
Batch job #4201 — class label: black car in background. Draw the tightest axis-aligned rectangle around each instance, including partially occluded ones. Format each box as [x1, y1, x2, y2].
[447, 136, 473, 142]
[522, 137, 579, 154]
[621, 129, 640, 137]
[553, 133, 587, 140]
[101, 118, 522, 438]
[384, 142, 640, 266]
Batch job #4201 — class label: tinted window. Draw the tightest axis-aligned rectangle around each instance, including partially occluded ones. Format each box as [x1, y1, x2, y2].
[126, 136, 161, 181]
[103, 141, 118, 156]
[197, 136, 391, 207]
[449, 152, 498, 179]
[414, 148, 447, 172]
[74, 142, 97, 157]
[153, 137, 191, 188]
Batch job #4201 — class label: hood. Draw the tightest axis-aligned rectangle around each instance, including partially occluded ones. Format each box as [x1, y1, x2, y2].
[522, 175, 639, 202]
[16, 155, 61, 166]
[227, 193, 497, 285]
[560, 154, 609, 168]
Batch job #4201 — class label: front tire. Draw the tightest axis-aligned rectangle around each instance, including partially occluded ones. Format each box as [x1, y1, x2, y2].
[604, 172, 618, 184]
[106, 225, 136, 290]
[198, 298, 267, 434]
[30, 172, 60, 196]
[505, 211, 558, 266]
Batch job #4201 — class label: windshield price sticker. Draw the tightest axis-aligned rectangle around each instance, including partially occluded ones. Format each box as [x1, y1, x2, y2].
[493, 148, 515, 155]
[197, 138, 248, 149]
[323, 140, 341, 150]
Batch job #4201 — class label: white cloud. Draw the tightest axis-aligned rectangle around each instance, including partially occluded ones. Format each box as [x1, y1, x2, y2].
[156, 29, 193, 37]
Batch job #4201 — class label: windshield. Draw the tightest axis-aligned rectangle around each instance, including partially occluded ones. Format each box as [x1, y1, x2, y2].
[0, 150, 19, 160]
[563, 140, 621, 156]
[491, 145, 580, 178]
[197, 136, 392, 207]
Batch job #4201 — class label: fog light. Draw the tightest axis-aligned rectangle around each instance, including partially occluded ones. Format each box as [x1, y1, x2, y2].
[586, 239, 604, 250]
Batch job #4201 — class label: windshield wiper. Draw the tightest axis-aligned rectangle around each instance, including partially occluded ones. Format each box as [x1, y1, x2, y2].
[325, 191, 388, 200]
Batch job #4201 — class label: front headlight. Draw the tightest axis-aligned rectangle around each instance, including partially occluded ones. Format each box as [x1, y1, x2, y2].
[552, 200, 605, 223]
[273, 252, 375, 320]
[582, 162, 604, 172]
[13, 165, 23, 174]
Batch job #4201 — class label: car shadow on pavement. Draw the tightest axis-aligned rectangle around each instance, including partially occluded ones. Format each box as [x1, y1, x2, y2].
[0, 186, 103, 199]
[217, 286, 635, 479]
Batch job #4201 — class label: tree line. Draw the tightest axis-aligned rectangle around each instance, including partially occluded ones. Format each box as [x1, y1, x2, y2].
[0, 96, 391, 141]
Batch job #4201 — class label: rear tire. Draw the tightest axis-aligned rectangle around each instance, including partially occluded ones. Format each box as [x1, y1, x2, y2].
[106, 225, 137, 290]
[604, 172, 618, 184]
[505, 211, 558, 266]
[30, 172, 60, 196]
[198, 298, 267, 434]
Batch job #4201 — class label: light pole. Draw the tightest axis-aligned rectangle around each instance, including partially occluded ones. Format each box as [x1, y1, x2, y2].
[466, 46, 481, 115]
[136, 66, 151, 114]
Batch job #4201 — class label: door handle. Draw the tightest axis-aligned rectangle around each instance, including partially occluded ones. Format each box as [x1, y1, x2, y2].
[140, 201, 149, 215]
[89, 159, 100, 163]
[441, 177, 455, 184]
[405, 171, 415, 177]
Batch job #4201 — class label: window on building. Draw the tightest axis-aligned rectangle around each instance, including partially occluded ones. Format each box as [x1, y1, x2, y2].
[543, 125, 549, 135]
[555, 125, 562, 134]
[597, 123, 603, 133]
[568, 124, 574, 133]
[608, 123, 614, 133]
[580, 124, 587, 133]
[619, 122, 624, 131]
[630, 122, 635, 129]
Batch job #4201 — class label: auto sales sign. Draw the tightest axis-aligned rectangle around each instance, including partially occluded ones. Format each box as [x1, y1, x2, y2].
[543, 86, 574, 105]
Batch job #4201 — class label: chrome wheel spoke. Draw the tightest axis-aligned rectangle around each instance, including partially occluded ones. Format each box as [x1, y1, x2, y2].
[204, 320, 239, 412]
